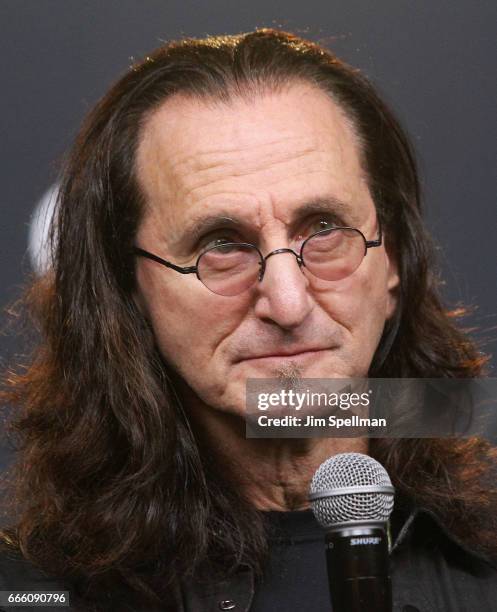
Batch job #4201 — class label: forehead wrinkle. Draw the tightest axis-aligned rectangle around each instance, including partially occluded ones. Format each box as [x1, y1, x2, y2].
[137, 132, 321, 217]
[168, 135, 319, 187]
[178, 165, 335, 212]
[171, 133, 313, 169]
[175, 150, 331, 210]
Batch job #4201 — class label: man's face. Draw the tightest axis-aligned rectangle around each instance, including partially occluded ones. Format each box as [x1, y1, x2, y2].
[134, 84, 399, 415]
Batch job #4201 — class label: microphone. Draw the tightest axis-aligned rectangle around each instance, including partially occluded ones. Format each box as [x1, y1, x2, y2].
[309, 452, 395, 612]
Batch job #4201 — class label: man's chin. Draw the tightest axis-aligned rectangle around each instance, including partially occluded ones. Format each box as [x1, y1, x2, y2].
[234, 355, 354, 381]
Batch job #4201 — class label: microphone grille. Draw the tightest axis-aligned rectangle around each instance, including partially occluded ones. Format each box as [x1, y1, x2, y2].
[309, 452, 394, 528]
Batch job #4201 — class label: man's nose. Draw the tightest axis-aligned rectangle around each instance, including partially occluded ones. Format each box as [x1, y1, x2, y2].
[253, 249, 314, 329]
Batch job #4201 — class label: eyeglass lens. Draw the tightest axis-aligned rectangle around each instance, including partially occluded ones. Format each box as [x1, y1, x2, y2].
[197, 228, 367, 296]
[198, 244, 262, 296]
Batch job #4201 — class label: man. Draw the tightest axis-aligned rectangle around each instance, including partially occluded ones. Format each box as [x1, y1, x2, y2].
[1, 29, 496, 611]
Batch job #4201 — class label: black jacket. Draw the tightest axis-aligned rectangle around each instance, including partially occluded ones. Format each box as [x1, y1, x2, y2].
[0, 508, 496, 611]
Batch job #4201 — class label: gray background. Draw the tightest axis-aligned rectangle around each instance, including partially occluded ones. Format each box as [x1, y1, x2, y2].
[1, 1, 496, 465]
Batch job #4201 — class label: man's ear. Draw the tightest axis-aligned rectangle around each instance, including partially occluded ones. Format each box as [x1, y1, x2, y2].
[385, 247, 400, 320]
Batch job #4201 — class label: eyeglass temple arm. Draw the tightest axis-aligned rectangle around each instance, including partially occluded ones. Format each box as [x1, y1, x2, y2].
[134, 247, 197, 274]
[365, 223, 383, 249]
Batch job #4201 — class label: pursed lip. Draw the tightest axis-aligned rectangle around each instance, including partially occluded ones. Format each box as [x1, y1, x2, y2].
[235, 347, 331, 363]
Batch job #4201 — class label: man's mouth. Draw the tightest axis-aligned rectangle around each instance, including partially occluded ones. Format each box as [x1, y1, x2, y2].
[236, 347, 330, 363]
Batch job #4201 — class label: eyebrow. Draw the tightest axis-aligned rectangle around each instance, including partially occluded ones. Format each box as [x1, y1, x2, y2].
[176, 195, 361, 247]
[185, 215, 244, 244]
[288, 197, 361, 227]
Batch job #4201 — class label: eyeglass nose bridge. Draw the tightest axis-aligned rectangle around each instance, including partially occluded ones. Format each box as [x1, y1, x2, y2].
[258, 248, 305, 282]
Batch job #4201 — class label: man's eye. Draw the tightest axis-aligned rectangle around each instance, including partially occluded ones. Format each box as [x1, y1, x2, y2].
[307, 218, 338, 235]
[202, 236, 239, 250]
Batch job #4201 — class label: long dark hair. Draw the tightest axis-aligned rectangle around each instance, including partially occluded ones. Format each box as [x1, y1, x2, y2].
[1, 29, 495, 609]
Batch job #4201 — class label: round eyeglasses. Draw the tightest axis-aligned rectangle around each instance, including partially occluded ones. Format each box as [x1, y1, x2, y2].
[134, 226, 382, 297]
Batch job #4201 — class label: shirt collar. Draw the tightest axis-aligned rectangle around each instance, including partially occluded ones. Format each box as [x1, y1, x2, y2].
[390, 503, 496, 568]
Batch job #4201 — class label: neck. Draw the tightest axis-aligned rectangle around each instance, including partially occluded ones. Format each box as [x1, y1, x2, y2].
[186, 400, 368, 512]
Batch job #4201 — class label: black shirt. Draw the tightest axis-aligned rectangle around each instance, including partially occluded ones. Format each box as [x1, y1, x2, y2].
[1, 508, 497, 611]
[181, 508, 497, 611]
[250, 510, 331, 611]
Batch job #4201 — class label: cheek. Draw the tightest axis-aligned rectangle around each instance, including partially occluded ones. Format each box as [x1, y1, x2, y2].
[135, 265, 247, 372]
[315, 266, 389, 339]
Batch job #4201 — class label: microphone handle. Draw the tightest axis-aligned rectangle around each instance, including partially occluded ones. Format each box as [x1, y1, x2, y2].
[325, 526, 392, 612]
